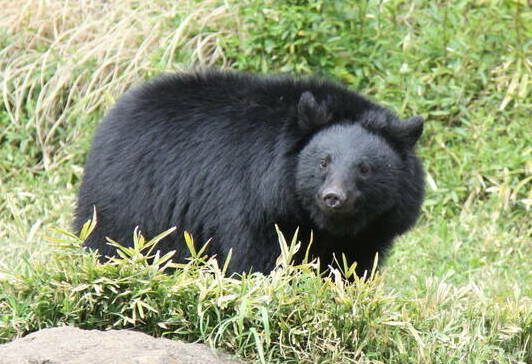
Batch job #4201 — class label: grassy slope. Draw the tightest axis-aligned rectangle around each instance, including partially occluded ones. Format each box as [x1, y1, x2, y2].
[0, 0, 530, 363]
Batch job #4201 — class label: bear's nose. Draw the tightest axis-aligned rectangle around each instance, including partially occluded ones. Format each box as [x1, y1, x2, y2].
[321, 189, 346, 209]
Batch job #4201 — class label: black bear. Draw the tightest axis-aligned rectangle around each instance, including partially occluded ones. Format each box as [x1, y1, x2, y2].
[74, 70, 425, 277]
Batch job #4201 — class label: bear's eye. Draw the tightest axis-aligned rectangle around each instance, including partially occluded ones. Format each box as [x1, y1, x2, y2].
[358, 161, 371, 177]
[319, 157, 330, 169]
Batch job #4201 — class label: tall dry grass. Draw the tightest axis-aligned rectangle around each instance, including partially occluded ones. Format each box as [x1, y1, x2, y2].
[0, 0, 236, 170]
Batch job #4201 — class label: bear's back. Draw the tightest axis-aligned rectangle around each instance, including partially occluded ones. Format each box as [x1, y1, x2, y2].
[108, 71, 376, 133]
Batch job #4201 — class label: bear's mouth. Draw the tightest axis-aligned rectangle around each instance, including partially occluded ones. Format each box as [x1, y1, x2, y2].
[318, 202, 360, 216]
[310, 206, 366, 237]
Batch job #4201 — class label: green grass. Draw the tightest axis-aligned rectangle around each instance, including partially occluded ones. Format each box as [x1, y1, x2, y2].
[0, 0, 530, 362]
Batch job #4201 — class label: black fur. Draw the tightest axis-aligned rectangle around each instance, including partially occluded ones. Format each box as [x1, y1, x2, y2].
[74, 70, 425, 277]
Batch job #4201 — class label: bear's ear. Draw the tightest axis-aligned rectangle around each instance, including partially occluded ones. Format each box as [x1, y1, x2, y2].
[297, 91, 331, 131]
[397, 116, 424, 149]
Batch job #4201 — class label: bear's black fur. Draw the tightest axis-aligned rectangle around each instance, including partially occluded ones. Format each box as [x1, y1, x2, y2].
[74, 70, 425, 277]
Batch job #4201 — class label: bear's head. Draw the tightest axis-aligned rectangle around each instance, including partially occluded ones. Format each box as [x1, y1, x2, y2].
[295, 91, 424, 237]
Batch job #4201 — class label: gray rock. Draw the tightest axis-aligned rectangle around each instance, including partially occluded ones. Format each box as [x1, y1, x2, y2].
[0, 326, 244, 364]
